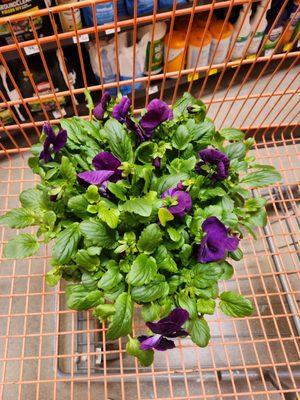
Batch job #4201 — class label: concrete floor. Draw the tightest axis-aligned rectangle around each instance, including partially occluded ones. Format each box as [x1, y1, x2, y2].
[0, 65, 300, 399]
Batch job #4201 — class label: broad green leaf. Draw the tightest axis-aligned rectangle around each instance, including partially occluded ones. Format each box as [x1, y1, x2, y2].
[107, 182, 127, 201]
[102, 119, 133, 162]
[155, 245, 178, 273]
[199, 187, 226, 201]
[0, 208, 36, 229]
[167, 227, 181, 242]
[189, 318, 210, 347]
[241, 170, 281, 188]
[172, 92, 194, 117]
[248, 209, 267, 227]
[68, 195, 89, 218]
[60, 118, 81, 145]
[197, 298, 216, 315]
[158, 207, 174, 226]
[176, 293, 197, 319]
[126, 337, 154, 367]
[224, 142, 247, 160]
[45, 266, 62, 286]
[245, 197, 266, 211]
[81, 272, 100, 291]
[136, 141, 155, 163]
[126, 254, 157, 286]
[131, 281, 169, 303]
[168, 157, 196, 174]
[43, 211, 56, 229]
[98, 202, 120, 229]
[104, 282, 126, 302]
[141, 302, 161, 322]
[20, 188, 45, 210]
[52, 223, 81, 264]
[85, 185, 100, 203]
[60, 156, 76, 183]
[98, 266, 123, 291]
[4, 234, 40, 259]
[219, 261, 234, 280]
[66, 284, 103, 311]
[172, 125, 191, 150]
[93, 303, 115, 321]
[107, 293, 133, 340]
[220, 195, 234, 212]
[179, 244, 192, 266]
[229, 248, 243, 261]
[192, 263, 223, 289]
[80, 220, 116, 248]
[154, 173, 188, 195]
[120, 198, 152, 217]
[194, 283, 219, 299]
[137, 224, 162, 253]
[192, 120, 215, 142]
[219, 127, 244, 141]
[75, 249, 100, 271]
[219, 291, 253, 317]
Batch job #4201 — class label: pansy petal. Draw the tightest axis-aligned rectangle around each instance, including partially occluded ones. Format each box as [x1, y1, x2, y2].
[93, 92, 111, 120]
[160, 308, 190, 327]
[167, 329, 188, 338]
[202, 217, 227, 235]
[112, 97, 131, 122]
[92, 151, 121, 171]
[147, 99, 173, 120]
[146, 321, 184, 336]
[42, 122, 56, 141]
[154, 336, 175, 351]
[198, 235, 226, 263]
[225, 236, 239, 252]
[139, 335, 162, 350]
[53, 129, 67, 153]
[125, 117, 145, 142]
[77, 170, 114, 186]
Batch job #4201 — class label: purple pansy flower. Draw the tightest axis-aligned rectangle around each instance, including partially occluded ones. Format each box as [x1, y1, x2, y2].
[93, 92, 111, 120]
[126, 99, 173, 141]
[153, 157, 161, 169]
[112, 97, 131, 123]
[198, 217, 239, 263]
[39, 122, 67, 163]
[196, 148, 230, 181]
[138, 308, 189, 351]
[77, 151, 121, 186]
[161, 186, 192, 217]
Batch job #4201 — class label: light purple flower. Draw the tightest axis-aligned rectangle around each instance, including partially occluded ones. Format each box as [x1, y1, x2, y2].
[77, 152, 121, 186]
[138, 308, 189, 351]
[161, 187, 192, 217]
[93, 92, 111, 120]
[112, 97, 131, 123]
[196, 148, 230, 181]
[39, 122, 67, 163]
[197, 217, 239, 263]
[126, 99, 173, 141]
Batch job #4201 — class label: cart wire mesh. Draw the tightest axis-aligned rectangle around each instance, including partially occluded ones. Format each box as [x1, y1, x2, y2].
[0, 0, 299, 399]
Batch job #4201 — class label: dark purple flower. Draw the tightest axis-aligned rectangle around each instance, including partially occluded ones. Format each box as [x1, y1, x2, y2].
[138, 308, 189, 351]
[197, 217, 239, 263]
[112, 97, 131, 123]
[161, 187, 192, 217]
[77, 152, 121, 186]
[93, 92, 111, 120]
[153, 157, 161, 168]
[39, 122, 67, 163]
[196, 148, 230, 181]
[126, 99, 173, 141]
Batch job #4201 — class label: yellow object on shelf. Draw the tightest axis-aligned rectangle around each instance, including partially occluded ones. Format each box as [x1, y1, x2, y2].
[187, 29, 212, 69]
[209, 20, 233, 64]
[164, 30, 186, 74]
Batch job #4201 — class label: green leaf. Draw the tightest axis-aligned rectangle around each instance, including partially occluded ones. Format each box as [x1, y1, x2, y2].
[172, 125, 191, 150]
[60, 156, 76, 183]
[43, 211, 56, 229]
[245, 197, 266, 211]
[192, 120, 215, 142]
[197, 298, 216, 315]
[4, 234, 40, 259]
[167, 227, 181, 242]
[155, 246, 178, 273]
[219, 261, 234, 280]
[52, 223, 81, 264]
[176, 293, 197, 319]
[102, 119, 133, 162]
[219, 127, 245, 141]
[107, 293, 133, 340]
[137, 224, 162, 253]
[192, 263, 223, 289]
[93, 304, 115, 321]
[141, 302, 161, 322]
[158, 207, 174, 227]
[84, 88, 94, 114]
[45, 266, 62, 286]
[76, 249, 100, 271]
[172, 92, 195, 117]
[126, 337, 154, 367]
[81, 272, 99, 291]
[131, 281, 169, 303]
[189, 318, 210, 347]
[85, 185, 100, 203]
[168, 157, 196, 174]
[154, 173, 188, 195]
[224, 142, 247, 160]
[120, 198, 152, 217]
[179, 244, 192, 266]
[20, 188, 45, 210]
[98, 266, 123, 291]
[68, 195, 89, 218]
[107, 182, 127, 201]
[126, 254, 157, 286]
[79, 220, 116, 248]
[136, 141, 155, 163]
[219, 291, 253, 317]
[66, 284, 103, 311]
[199, 187, 226, 201]
[229, 248, 243, 261]
[98, 202, 120, 229]
[241, 170, 281, 188]
[0, 208, 36, 228]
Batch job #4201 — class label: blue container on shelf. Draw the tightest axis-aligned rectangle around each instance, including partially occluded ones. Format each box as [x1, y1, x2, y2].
[125, 0, 154, 17]
[117, 0, 127, 17]
[81, 2, 114, 26]
[158, 0, 186, 10]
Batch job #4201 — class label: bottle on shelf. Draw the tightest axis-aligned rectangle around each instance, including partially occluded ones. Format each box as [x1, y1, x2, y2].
[56, 0, 82, 32]
[247, 0, 272, 56]
[164, 30, 186, 75]
[230, 3, 252, 60]
[186, 29, 212, 69]
[279, 0, 300, 51]
[262, 0, 288, 56]
[209, 20, 233, 64]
